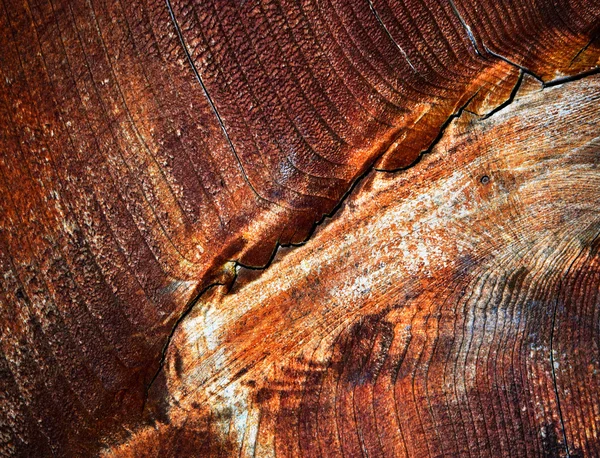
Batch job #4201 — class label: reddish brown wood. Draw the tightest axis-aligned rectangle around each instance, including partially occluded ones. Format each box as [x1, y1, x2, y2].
[115, 75, 600, 457]
[0, 0, 598, 455]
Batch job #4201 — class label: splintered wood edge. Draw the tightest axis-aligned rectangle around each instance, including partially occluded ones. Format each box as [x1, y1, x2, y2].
[102, 75, 600, 456]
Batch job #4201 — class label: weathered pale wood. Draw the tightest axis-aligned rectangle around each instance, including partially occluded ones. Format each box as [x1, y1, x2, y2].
[114, 75, 600, 457]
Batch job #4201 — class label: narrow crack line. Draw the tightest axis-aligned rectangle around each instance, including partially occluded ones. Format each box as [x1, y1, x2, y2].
[481, 70, 524, 119]
[141, 133, 389, 401]
[143, 77, 489, 402]
[446, 0, 549, 84]
[543, 66, 600, 88]
[142, 274, 234, 408]
[142, 64, 600, 417]
[569, 34, 597, 67]
[482, 44, 545, 82]
[446, 1, 600, 89]
[236, 139, 390, 269]
[366, 0, 418, 73]
[375, 90, 479, 173]
[164, 0, 264, 202]
[484, 44, 600, 88]
[549, 229, 600, 458]
[448, 0, 481, 56]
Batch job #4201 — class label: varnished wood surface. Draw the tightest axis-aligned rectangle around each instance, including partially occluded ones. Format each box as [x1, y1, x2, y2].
[115, 75, 600, 457]
[0, 0, 598, 455]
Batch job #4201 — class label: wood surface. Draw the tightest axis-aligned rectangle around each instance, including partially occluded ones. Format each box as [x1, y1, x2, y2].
[112, 74, 600, 457]
[0, 0, 598, 456]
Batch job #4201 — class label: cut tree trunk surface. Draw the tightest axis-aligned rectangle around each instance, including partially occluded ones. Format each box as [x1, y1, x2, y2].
[112, 74, 600, 458]
[0, 0, 598, 456]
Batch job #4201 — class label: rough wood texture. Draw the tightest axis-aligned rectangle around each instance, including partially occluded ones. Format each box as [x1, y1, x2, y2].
[0, 0, 598, 456]
[126, 76, 600, 457]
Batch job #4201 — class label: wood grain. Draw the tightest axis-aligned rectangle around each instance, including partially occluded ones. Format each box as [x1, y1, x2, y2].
[0, 0, 598, 455]
[119, 75, 600, 457]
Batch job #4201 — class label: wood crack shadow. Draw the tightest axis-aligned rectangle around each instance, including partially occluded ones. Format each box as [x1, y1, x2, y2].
[141, 68, 600, 433]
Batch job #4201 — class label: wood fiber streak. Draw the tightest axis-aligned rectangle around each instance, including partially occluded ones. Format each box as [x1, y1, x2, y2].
[119, 76, 600, 457]
[0, 0, 598, 455]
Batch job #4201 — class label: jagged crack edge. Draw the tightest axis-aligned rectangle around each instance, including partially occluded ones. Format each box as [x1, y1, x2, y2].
[142, 40, 600, 419]
[142, 275, 233, 410]
[366, 0, 419, 73]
